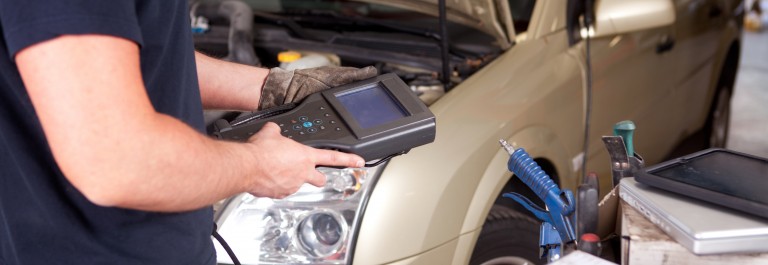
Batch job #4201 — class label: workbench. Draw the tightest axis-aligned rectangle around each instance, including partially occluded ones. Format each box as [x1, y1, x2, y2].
[620, 201, 768, 264]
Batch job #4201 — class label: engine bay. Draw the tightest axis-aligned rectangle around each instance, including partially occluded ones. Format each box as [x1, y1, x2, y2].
[191, 0, 506, 107]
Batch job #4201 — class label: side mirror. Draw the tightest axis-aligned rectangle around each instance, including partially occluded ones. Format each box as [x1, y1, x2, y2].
[593, 0, 675, 38]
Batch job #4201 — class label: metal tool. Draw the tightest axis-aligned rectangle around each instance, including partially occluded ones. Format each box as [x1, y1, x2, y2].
[499, 139, 576, 261]
[613, 120, 636, 156]
[602, 120, 644, 187]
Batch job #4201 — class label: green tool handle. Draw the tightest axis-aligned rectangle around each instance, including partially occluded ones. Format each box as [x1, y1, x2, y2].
[613, 120, 636, 156]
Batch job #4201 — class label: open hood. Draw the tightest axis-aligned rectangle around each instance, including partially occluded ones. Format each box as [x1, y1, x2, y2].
[353, 0, 515, 49]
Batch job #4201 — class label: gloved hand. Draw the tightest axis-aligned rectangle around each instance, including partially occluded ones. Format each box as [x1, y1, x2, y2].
[259, 66, 378, 110]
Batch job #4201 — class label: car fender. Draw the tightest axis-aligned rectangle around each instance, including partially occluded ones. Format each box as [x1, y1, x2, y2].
[353, 31, 584, 264]
[461, 126, 572, 234]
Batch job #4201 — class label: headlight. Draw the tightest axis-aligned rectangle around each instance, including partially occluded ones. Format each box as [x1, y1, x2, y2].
[214, 165, 384, 264]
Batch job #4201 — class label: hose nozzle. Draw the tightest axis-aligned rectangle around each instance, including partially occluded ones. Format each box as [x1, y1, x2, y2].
[499, 139, 515, 155]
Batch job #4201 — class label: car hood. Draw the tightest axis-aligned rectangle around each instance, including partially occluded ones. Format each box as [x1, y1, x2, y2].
[354, 0, 514, 48]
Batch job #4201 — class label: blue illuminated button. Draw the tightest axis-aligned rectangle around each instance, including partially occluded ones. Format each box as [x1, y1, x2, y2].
[307, 128, 318, 133]
[303, 121, 313, 128]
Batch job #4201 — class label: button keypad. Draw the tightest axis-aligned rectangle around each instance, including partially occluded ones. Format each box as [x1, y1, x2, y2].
[276, 104, 345, 140]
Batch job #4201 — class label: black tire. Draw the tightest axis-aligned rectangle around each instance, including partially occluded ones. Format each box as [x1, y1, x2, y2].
[470, 205, 543, 265]
[703, 87, 731, 148]
[704, 48, 738, 149]
[665, 66, 735, 160]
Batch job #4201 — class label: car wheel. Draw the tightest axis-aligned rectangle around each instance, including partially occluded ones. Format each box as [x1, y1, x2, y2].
[470, 205, 543, 265]
[705, 87, 731, 148]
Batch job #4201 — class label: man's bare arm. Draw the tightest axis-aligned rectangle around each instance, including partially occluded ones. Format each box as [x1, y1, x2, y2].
[195, 51, 268, 111]
[16, 35, 363, 212]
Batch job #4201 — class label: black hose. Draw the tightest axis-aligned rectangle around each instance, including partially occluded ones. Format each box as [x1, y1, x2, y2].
[581, 0, 594, 180]
[212, 223, 241, 265]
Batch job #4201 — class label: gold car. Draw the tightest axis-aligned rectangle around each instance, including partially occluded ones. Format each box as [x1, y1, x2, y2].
[195, 0, 743, 264]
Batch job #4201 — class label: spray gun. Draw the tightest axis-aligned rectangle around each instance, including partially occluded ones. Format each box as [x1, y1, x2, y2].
[498, 121, 642, 261]
[498, 139, 604, 261]
[499, 140, 576, 261]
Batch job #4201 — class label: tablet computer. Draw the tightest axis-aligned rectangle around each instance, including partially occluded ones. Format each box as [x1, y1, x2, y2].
[635, 148, 768, 219]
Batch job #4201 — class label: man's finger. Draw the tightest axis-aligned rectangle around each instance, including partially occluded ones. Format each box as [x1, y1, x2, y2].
[312, 149, 365, 168]
[259, 122, 281, 135]
[307, 171, 327, 187]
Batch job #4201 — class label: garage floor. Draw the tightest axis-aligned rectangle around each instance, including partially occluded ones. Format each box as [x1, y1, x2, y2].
[727, 4, 768, 158]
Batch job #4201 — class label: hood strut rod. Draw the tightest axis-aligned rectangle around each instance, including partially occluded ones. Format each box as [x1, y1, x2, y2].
[438, 0, 451, 88]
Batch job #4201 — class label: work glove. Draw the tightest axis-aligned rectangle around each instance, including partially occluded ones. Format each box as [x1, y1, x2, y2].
[259, 66, 378, 110]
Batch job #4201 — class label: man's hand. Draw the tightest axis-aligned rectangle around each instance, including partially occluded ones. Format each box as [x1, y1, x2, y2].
[243, 123, 364, 198]
[195, 53, 376, 112]
[259, 66, 378, 110]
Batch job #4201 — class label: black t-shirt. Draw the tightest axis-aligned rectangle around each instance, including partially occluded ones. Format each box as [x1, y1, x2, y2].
[0, 1, 213, 264]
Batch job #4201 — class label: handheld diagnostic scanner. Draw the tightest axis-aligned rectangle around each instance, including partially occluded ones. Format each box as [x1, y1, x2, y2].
[212, 73, 436, 162]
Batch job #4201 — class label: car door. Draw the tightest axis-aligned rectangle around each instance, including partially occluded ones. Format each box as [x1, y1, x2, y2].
[574, 3, 681, 189]
[668, 0, 729, 133]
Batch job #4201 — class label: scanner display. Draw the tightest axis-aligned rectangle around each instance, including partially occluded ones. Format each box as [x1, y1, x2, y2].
[335, 83, 407, 129]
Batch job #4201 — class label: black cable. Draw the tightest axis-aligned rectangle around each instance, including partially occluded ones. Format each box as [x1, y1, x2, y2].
[230, 103, 297, 127]
[212, 223, 242, 265]
[363, 151, 406, 167]
[581, 0, 594, 180]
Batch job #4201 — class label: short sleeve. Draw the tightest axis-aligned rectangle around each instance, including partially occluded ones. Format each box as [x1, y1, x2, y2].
[0, 0, 142, 58]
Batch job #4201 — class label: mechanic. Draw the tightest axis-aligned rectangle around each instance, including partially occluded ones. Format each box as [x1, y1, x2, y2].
[0, 1, 376, 264]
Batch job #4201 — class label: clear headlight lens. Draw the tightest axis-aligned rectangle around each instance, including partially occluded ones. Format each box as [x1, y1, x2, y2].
[297, 210, 347, 258]
[214, 166, 383, 264]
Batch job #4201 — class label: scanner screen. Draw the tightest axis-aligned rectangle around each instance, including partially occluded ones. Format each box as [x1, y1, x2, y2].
[336, 83, 407, 129]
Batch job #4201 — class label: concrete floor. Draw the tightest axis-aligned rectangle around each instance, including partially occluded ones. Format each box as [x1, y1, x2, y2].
[726, 4, 768, 158]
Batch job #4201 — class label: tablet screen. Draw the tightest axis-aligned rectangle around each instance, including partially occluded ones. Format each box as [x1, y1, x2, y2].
[653, 150, 768, 205]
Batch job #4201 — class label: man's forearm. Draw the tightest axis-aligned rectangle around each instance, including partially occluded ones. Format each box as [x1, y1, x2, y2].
[18, 35, 363, 212]
[17, 36, 260, 211]
[196, 52, 269, 110]
[72, 115, 258, 211]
